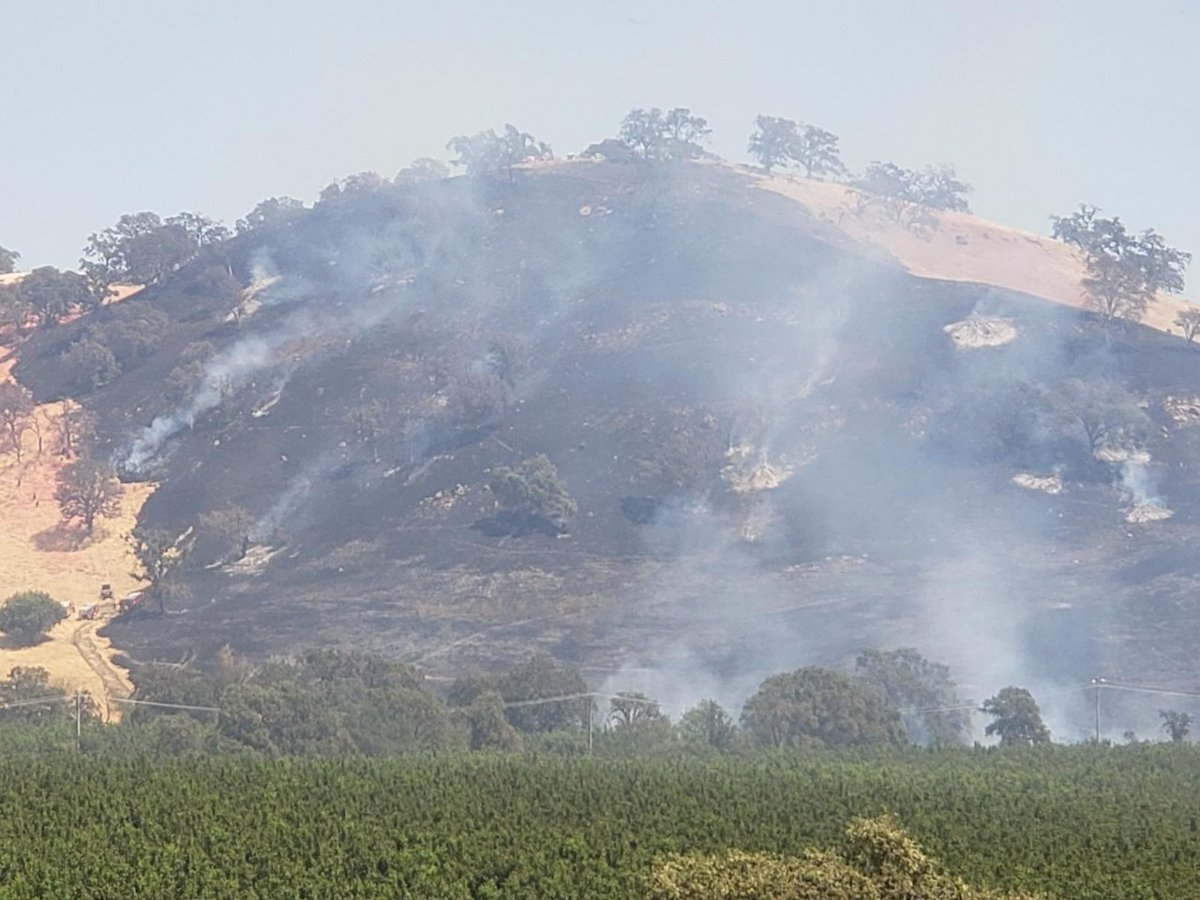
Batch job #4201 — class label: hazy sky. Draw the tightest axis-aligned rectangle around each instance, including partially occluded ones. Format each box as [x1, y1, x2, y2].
[3, 1, 1197, 275]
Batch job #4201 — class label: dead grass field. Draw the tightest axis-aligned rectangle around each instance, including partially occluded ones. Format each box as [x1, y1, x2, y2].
[755, 173, 1194, 336]
[0, 354, 151, 718]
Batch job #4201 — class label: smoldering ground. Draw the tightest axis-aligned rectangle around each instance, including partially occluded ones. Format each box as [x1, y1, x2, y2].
[84, 163, 1198, 739]
[598, 242, 1156, 740]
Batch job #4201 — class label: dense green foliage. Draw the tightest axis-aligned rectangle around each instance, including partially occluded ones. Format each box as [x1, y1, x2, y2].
[980, 686, 1052, 747]
[0, 592, 66, 645]
[857, 647, 971, 746]
[486, 455, 577, 533]
[3, 266, 94, 327]
[741, 666, 906, 748]
[1050, 204, 1191, 323]
[0, 748, 1192, 897]
[648, 815, 1042, 899]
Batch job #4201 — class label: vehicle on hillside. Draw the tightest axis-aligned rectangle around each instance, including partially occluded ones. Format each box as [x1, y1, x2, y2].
[118, 591, 147, 615]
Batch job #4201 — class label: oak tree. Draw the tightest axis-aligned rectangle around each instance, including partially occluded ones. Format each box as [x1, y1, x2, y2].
[0, 382, 34, 465]
[236, 197, 306, 234]
[980, 686, 1051, 747]
[740, 667, 905, 749]
[54, 459, 123, 533]
[791, 123, 844, 179]
[0, 244, 18, 274]
[0, 593, 67, 646]
[619, 107, 710, 161]
[1175, 307, 1200, 343]
[1050, 205, 1191, 323]
[747, 116, 799, 173]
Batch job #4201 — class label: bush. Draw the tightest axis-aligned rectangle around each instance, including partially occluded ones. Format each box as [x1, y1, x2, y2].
[59, 339, 121, 392]
[92, 302, 168, 369]
[487, 454, 577, 532]
[0, 591, 67, 645]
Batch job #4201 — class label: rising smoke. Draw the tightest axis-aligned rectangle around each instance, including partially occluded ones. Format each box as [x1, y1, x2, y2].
[118, 164, 1190, 741]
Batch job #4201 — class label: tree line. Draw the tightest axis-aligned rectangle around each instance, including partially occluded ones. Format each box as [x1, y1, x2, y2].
[4, 104, 1194, 338]
[0, 642, 1193, 756]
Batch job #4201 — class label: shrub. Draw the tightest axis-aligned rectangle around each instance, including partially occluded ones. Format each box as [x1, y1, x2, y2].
[0, 591, 67, 645]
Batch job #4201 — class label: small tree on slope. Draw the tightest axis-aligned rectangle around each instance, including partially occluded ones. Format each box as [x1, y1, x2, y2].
[0, 591, 66, 646]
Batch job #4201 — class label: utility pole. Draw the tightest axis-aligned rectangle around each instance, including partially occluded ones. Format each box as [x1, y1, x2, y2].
[1091, 677, 1106, 742]
[587, 695, 593, 754]
[74, 692, 82, 752]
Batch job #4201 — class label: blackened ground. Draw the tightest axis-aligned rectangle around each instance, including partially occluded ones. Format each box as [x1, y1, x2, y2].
[13, 162, 1200, 717]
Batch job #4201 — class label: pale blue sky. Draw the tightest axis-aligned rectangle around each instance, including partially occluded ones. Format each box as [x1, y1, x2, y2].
[2, 1, 1197, 275]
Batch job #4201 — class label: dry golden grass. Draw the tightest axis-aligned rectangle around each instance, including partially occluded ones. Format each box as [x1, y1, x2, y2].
[754, 173, 1195, 336]
[0, 355, 152, 719]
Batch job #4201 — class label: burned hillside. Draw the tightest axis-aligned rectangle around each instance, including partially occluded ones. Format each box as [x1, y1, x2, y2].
[13, 161, 1200, 736]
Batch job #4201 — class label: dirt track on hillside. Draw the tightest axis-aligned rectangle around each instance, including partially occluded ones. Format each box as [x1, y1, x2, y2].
[0, 354, 150, 716]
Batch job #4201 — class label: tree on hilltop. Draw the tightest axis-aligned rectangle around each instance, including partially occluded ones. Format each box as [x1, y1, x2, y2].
[980, 686, 1050, 747]
[746, 114, 847, 178]
[82, 211, 211, 296]
[318, 171, 390, 205]
[0, 592, 66, 646]
[0, 245, 18, 275]
[747, 116, 799, 174]
[1174, 307, 1200, 343]
[912, 163, 972, 212]
[54, 458, 123, 534]
[394, 158, 449, 185]
[236, 197, 306, 234]
[791, 123, 844, 179]
[166, 211, 230, 247]
[447, 124, 551, 181]
[12, 266, 95, 328]
[852, 161, 918, 221]
[1050, 204, 1191, 324]
[851, 161, 971, 224]
[619, 107, 710, 162]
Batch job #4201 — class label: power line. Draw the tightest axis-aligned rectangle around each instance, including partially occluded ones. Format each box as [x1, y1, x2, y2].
[502, 691, 661, 709]
[109, 698, 221, 713]
[1099, 681, 1200, 700]
[0, 695, 72, 711]
[898, 682, 1098, 715]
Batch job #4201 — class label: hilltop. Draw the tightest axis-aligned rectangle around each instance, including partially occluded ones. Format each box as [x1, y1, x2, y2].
[6, 158, 1200, 734]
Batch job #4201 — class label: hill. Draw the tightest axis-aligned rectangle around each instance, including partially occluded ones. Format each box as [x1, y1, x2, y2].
[9, 160, 1200, 735]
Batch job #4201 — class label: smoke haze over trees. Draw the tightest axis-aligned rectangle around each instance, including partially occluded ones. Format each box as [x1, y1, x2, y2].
[0, 109, 1197, 748]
